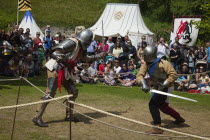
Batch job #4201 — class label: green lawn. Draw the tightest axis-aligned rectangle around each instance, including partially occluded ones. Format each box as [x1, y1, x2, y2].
[0, 75, 210, 140]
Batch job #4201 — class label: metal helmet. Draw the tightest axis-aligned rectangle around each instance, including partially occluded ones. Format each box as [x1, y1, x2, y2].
[75, 29, 93, 45]
[143, 45, 157, 63]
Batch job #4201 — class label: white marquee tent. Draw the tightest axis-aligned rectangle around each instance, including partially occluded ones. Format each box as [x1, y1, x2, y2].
[90, 3, 154, 48]
[19, 11, 44, 40]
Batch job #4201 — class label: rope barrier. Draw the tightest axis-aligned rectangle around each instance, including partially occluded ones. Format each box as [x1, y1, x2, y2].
[68, 100, 209, 140]
[0, 95, 72, 110]
[0, 78, 21, 81]
[22, 77, 70, 108]
[72, 108, 189, 138]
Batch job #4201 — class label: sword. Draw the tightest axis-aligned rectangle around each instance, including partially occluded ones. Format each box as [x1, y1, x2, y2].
[150, 89, 197, 102]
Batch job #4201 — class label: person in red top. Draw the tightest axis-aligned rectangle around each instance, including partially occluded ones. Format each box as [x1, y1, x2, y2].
[98, 59, 106, 75]
[33, 32, 42, 50]
[98, 37, 109, 53]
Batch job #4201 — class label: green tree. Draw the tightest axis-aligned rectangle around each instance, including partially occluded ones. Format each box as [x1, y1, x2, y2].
[192, 3, 210, 45]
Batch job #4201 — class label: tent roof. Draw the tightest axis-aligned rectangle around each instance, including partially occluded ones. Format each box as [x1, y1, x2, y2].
[19, 11, 44, 39]
[90, 3, 154, 37]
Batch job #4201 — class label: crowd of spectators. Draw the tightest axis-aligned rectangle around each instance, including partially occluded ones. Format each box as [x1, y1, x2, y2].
[1, 25, 210, 92]
[0, 25, 65, 77]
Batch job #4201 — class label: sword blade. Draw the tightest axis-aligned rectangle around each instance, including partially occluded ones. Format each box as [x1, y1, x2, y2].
[150, 89, 197, 102]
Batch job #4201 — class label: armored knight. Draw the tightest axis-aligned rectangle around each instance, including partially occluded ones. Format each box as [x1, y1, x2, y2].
[32, 29, 106, 127]
[136, 45, 185, 134]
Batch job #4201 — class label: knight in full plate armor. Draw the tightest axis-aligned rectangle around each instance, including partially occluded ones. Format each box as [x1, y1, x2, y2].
[136, 45, 185, 134]
[32, 29, 106, 127]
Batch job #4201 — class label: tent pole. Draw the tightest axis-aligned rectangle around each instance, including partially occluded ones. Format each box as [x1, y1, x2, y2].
[17, 0, 19, 26]
[102, 20, 104, 51]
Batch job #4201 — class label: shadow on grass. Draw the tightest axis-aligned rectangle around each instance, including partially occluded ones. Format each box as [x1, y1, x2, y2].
[46, 110, 129, 125]
[161, 119, 190, 129]
[0, 85, 13, 90]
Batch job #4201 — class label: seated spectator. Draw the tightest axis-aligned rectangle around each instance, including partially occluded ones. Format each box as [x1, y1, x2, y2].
[33, 32, 42, 50]
[21, 54, 35, 77]
[176, 63, 190, 91]
[98, 59, 105, 73]
[98, 38, 109, 53]
[87, 40, 97, 56]
[118, 63, 136, 87]
[114, 59, 121, 74]
[104, 61, 116, 86]
[80, 63, 93, 83]
[88, 62, 98, 83]
[126, 40, 136, 59]
[128, 64, 138, 78]
[107, 37, 115, 54]
[8, 53, 23, 77]
[112, 41, 123, 58]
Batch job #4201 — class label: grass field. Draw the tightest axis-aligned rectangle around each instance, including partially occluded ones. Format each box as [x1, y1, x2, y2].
[0, 75, 210, 140]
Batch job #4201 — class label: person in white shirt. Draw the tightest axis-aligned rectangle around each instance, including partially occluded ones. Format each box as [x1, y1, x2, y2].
[114, 59, 121, 74]
[156, 37, 169, 60]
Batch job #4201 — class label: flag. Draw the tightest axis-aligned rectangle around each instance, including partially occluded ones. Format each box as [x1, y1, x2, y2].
[18, 0, 31, 11]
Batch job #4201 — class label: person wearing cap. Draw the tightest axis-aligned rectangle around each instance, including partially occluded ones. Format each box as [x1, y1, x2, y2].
[136, 45, 185, 134]
[45, 25, 51, 35]
[32, 29, 107, 127]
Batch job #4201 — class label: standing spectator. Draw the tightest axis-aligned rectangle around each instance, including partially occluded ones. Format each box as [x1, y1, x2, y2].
[33, 32, 42, 50]
[118, 63, 136, 87]
[171, 37, 182, 49]
[107, 37, 115, 54]
[23, 32, 33, 55]
[104, 61, 116, 86]
[203, 42, 210, 71]
[25, 28, 31, 36]
[186, 49, 195, 73]
[170, 43, 181, 71]
[45, 25, 51, 35]
[124, 35, 130, 46]
[179, 43, 189, 64]
[18, 28, 25, 41]
[137, 41, 147, 64]
[43, 31, 53, 60]
[137, 35, 149, 50]
[156, 37, 169, 60]
[87, 40, 97, 56]
[195, 45, 206, 60]
[112, 41, 123, 58]
[117, 36, 126, 48]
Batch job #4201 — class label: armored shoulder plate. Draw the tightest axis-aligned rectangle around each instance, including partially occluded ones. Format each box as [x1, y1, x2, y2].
[52, 39, 76, 53]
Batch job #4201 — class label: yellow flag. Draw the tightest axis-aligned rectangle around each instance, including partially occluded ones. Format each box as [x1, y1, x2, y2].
[18, 0, 31, 11]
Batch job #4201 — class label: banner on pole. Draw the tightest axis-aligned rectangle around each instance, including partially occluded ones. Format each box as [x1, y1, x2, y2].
[173, 18, 201, 46]
[18, 0, 31, 11]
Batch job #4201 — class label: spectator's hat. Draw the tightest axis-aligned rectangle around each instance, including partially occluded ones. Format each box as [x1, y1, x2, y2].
[117, 36, 121, 39]
[182, 62, 188, 67]
[26, 54, 33, 59]
[47, 25, 50, 28]
[55, 34, 59, 37]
